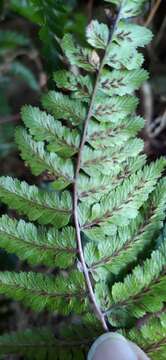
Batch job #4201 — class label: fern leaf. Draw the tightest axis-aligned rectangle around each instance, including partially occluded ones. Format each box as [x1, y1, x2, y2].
[0, 215, 76, 268]
[99, 68, 148, 96]
[114, 22, 153, 48]
[86, 20, 109, 49]
[0, 271, 87, 314]
[87, 115, 144, 149]
[0, 317, 101, 359]
[0, 30, 30, 53]
[62, 34, 100, 72]
[107, 242, 166, 327]
[106, 43, 144, 70]
[53, 71, 93, 102]
[0, 0, 164, 355]
[0, 327, 56, 359]
[0, 177, 72, 227]
[15, 127, 74, 187]
[81, 138, 143, 176]
[78, 155, 146, 204]
[105, 0, 149, 19]
[10, 61, 39, 91]
[78, 174, 116, 205]
[42, 91, 86, 125]
[81, 160, 166, 234]
[21, 105, 80, 157]
[93, 94, 138, 122]
[127, 311, 166, 359]
[85, 181, 166, 280]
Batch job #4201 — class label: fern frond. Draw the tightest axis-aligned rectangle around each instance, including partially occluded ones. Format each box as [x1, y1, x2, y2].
[0, 216, 76, 268]
[0, 0, 165, 356]
[127, 311, 166, 359]
[87, 115, 144, 149]
[105, 0, 150, 19]
[86, 20, 109, 49]
[99, 68, 148, 97]
[21, 105, 80, 157]
[0, 177, 72, 227]
[85, 181, 166, 280]
[106, 241, 166, 327]
[93, 94, 138, 122]
[42, 91, 86, 125]
[78, 156, 146, 204]
[0, 327, 56, 360]
[106, 43, 144, 70]
[53, 71, 93, 102]
[81, 160, 166, 235]
[15, 127, 74, 188]
[0, 317, 101, 359]
[0, 271, 87, 314]
[81, 138, 143, 176]
[0, 30, 30, 54]
[114, 22, 153, 48]
[62, 34, 100, 72]
[10, 61, 39, 91]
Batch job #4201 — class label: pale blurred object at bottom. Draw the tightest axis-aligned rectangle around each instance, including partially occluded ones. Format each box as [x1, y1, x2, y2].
[88, 333, 150, 360]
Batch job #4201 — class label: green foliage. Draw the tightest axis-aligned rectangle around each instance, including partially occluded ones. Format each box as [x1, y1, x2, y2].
[0, 30, 38, 91]
[9, 61, 39, 91]
[105, 0, 147, 18]
[0, 215, 76, 267]
[15, 126, 74, 187]
[0, 270, 86, 314]
[0, 328, 57, 359]
[0, 0, 166, 358]
[42, 91, 86, 125]
[10, 0, 87, 73]
[0, 177, 72, 227]
[10, 0, 76, 31]
[53, 71, 93, 102]
[106, 242, 166, 326]
[61, 34, 100, 72]
[127, 311, 166, 359]
[85, 180, 166, 280]
[0, 30, 29, 54]
[0, 29, 39, 160]
[21, 105, 80, 156]
[0, 317, 101, 359]
[0, 121, 16, 158]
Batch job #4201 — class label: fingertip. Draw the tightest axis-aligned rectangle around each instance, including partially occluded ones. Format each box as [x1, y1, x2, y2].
[128, 341, 150, 360]
[88, 333, 138, 360]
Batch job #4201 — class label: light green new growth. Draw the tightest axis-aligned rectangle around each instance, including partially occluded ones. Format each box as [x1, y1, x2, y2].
[0, 0, 166, 358]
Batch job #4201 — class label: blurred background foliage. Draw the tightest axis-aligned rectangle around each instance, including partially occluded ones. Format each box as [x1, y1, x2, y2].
[0, 0, 166, 337]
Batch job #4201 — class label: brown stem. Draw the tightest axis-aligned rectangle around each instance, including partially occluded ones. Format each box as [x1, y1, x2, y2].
[73, 6, 122, 331]
[87, 0, 94, 23]
[145, 0, 162, 26]
[136, 305, 166, 330]
[154, 15, 166, 47]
